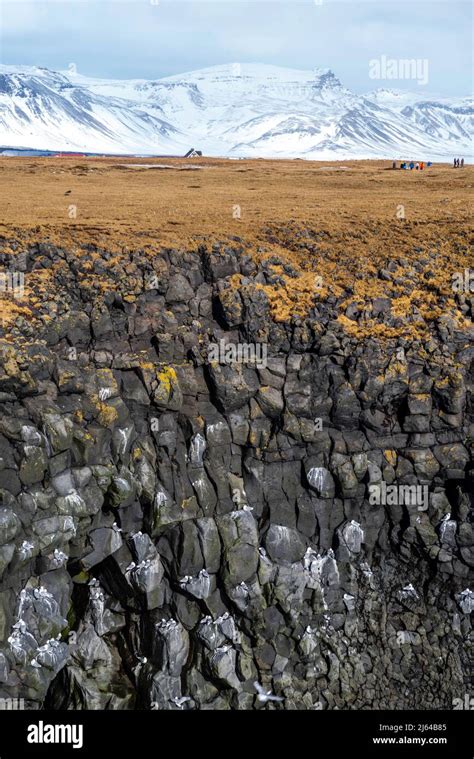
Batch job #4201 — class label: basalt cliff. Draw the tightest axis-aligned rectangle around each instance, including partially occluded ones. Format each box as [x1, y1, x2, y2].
[0, 238, 472, 710]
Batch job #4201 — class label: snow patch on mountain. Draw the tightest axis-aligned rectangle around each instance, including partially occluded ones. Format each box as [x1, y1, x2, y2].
[0, 63, 471, 159]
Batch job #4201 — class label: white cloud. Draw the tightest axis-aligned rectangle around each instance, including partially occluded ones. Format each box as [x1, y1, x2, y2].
[0, 0, 471, 96]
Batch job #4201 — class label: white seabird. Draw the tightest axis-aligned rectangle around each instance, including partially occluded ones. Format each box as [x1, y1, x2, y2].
[170, 696, 191, 708]
[253, 682, 284, 703]
[12, 619, 27, 633]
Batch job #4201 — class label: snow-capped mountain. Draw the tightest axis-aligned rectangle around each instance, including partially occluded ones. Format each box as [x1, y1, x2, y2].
[0, 66, 184, 155]
[0, 63, 471, 159]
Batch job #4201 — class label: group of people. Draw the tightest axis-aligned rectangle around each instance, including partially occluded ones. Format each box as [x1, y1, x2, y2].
[393, 161, 431, 170]
[392, 158, 466, 170]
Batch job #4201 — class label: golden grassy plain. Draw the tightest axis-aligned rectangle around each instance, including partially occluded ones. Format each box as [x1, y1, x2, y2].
[0, 156, 472, 333]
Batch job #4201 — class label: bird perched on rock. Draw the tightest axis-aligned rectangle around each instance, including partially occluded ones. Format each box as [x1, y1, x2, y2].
[170, 696, 191, 708]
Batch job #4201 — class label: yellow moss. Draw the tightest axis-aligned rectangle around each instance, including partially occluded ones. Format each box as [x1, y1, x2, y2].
[254, 269, 335, 323]
[97, 401, 118, 427]
[72, 569, 90, 583]
[0, 299, 33, 328]
[132, 447, 142, 461]
[228, 273, 242, 287]
[384, 450, 397, 467]
[89, 392, 118, 427]
[249, 430, 259, 446]
[157, 365, 177, 393]
[2, 353, 20, 377]
[337, 314, 405, 340]
[97, 367, 114, 382]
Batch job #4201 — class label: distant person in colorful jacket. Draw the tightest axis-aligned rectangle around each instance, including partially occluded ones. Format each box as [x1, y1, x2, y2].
[409, 161, 415, 170]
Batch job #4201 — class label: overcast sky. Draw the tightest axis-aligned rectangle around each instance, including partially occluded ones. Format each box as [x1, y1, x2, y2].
[0, 0, 472, 95]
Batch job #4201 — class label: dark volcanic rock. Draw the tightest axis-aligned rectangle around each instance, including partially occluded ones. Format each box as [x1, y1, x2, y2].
[0, 242, 472, 712]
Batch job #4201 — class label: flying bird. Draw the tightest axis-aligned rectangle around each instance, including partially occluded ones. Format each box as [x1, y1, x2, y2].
[253, 682, 284, 703]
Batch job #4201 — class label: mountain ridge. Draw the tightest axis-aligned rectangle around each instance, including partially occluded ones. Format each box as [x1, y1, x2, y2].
[0, 63, 471, 159]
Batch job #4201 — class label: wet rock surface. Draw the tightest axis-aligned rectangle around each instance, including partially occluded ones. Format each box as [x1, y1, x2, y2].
[0, 242, 472, 710]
